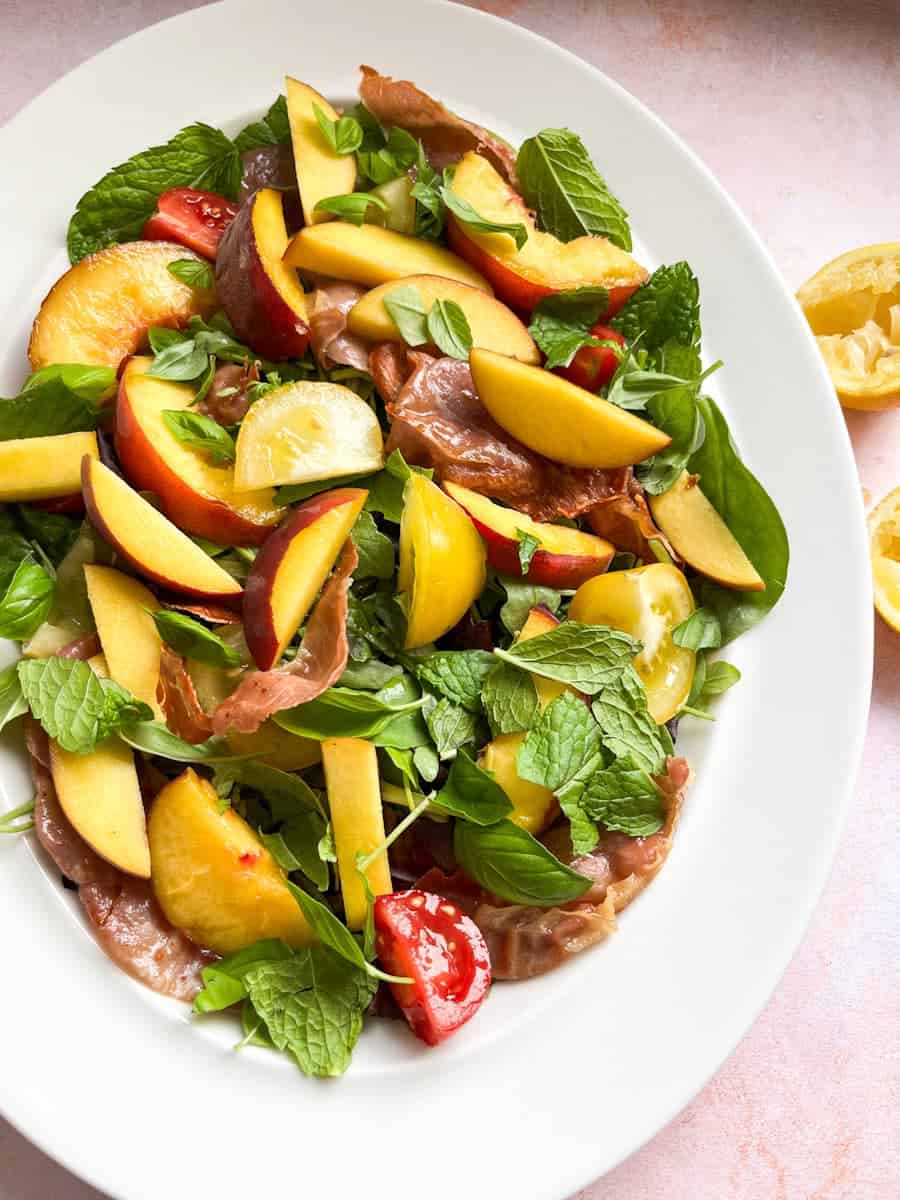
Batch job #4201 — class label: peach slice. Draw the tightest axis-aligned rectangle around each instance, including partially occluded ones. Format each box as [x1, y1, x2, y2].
[569, 563, 695, 723]
[398, 473, 486, 649]
[243, 488, 367, 670]
[470, 348, 670, 469]
[49, 737, 150, 878]
[82, 457, 242, 601]
[447, 152, 648, 315]
[648, 471, 765, 591]
[149, 768, 313, 955]
[347, 274, 539, 363]
[285, 77, 359, 227]
[215, 187, 310, 361]
[321, 738, 392, 930]
[29, 241, 215, 371]
[444, 482, 614, 587]
[233, 380, 384, 491]
[283, 221, 491, 292]
[116, 357, 280, 545]
[83, 564, 163, 719]
[0, 431, 98, 502]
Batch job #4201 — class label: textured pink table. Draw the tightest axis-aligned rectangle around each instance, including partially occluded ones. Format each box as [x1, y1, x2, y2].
[1, 2, 898, 1197]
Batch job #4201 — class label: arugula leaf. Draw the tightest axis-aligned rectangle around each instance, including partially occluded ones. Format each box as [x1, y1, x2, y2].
[441, 187, 527, 250]
[528, 286, 611, 370]
[118, 721, 247, 762]
[312, 103, 363, 156]
[574, 763, 666, 836]
[497, 577, 562, 634]
[611, 262, 701, 350]
[67, 123, 241, 263]
[424, 698, 477, 759]
[274, 686, 425, 740]
[591, 666, 672, 773]
[350, 511, 394, 580]
[167, 258, 214, 290]
[0, 662, 27, 732]
[234, 95, 291, 154]
[415, 650, 495, 711]
[434, 749, 511, 823]
[214, 760, 323, 820]
[454, 818, 592, 905]
[517, 128, 631, 250]
[688, 396, 789, 642]
[494, 622, 639, 695]
[314, 193, 389, 225]
[0, 559, 55, 640]
[672, 607, 722, 651]
[516, 692, 604, 792]
[149, 609, 241, 667]
[516, 529, 540, 575]
[15, 505, 81, 565]
[0, 799, 34, 836]
[161, 410, 236, 464]
[261, 812, 329, 892]
[0, 371, 108, 440]
[18, 658, 153, 753]
[426, 298, 473, 360]
[482, 661, 539, 736]
[383, 284, 429, 346]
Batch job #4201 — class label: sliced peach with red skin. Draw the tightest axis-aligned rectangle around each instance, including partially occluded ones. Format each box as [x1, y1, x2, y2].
[444, 482, 614, 588]
[215, 187, 309, 361]
[115, 356, 280, 546]
[29, 241, 215, 371]
[447, 152, 647, 315]
[0, 432, 97, 502]
[243, 488, 368, 670]
[82, 457, 242, 601]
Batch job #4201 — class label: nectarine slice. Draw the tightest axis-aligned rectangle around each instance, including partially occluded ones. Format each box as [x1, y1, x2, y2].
[398, 473, 486, 649]
[470, 348, 671, 469]
[321, 738, 391, 930]
[444, 482, 614, 587]
[648, 472, 765, 592]
[82, 457, 242, 600]
[347, 275, 539, 363]
[84, 564, 164, 719]
[283, 221, 491, 292]
[49, 737, 150, 878]
[116, 357, 280, 545]
[233, 380, 384, 491]
[29, 241, 215, 371]
[243, 488, 367, 670]
[0, 431, 98, 502]
[285, 77, 359, 227]
[149, 768, 313, 955]
[447, 152, 648, 314]
[569, 563, 695, 723]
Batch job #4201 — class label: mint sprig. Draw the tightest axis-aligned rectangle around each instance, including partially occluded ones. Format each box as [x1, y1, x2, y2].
[18, 658, 153, 754]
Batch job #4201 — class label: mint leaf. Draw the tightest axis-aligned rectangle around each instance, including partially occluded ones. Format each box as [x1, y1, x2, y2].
[636, 340, 705, 495]
[161, 410, 236, 464]
[67, 123, 241, 263]
[516, 692, 604, 792]
[516, 528, 540, 575]
[494, 622, 640, 695]
[149, 609, 241, 667]
[363, 449, 432, 525]
[482, 662, 538, 736]
[426, 298, 473, 360]
[424, 698, 477, 759]
[454, 818, 592, 906]
[118, 721, 247, 762]
[0, 662, 27, 733]
[435, 749, 511, 823]
[350, 511, 394, 580]
[528, 286, 611, 370]
[234, 95, 291, 154]
[313, 193, 389, 225]
[167, 258, 214, 290]
[672, 607, 722, 651]
[575, 763, 665, 836]
[312, 103, 363, 156]
[517, 128, 631, 250]
[194, 940, 293, 1013]
[611, 262, 700, 350]
[275, 686, 425, 740]
[383, 284, 429, 346]
[0, 559, 54, 640]
[497, 577, 562, 634]
[442, 187, 527, 250]
[591, 666, 671, 773]
[18, 657, 153, 753]
[415, 650, 495, 711]
[605, 345, 697, 413]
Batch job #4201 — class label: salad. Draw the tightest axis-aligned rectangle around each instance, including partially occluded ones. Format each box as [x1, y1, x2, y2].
[0, 67, 789, 1075]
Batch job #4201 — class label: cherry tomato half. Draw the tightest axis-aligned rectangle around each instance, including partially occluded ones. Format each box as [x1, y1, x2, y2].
[143, 188, 238, 259]
[374, 889, 491, 1046]
[554, 323, 626, 392]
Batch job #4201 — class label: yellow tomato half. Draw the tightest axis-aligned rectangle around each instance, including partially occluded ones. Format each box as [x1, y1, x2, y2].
[869, 486, 900, 632]
[569, 563, 695, 723]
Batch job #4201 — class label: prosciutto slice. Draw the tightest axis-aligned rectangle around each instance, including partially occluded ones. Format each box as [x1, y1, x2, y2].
[359, 65, 519, 185]
[157, 646, 214, 744]
[587, 471, 675, 562]
[199, 361, 260, 426]
[309, 281, 371, 371]
[212, 540, 357, 735]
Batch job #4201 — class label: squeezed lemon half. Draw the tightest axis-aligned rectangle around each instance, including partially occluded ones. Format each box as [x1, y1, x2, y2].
[869, 487, 900, 632]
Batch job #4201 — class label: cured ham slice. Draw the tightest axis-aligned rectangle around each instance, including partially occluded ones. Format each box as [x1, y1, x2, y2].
[309, 280, 371, 372]
[157, 646, 214, 744]
[199, 361, 260, 426]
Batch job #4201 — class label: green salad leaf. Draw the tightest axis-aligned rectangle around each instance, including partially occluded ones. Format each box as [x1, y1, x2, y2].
[441, 187, 527, 250]
[274, 685, 425, 741]
[424, 698, 477, 759]
[494, 622, 639, 695]
[591, 666, 672, 774]
[573, 764, 666, 837]
[313, 193, 389, 225]
[118, 721, 248, 762]
[312, 103, 363, 156]
[160, 410, 236, 464]
[482, 661, 538, 736]
[384, 285, 429, 346]
[167, 258, 214, 290]
[497, 577, 562, 634]
[149, 609, 242, 667]
[0, 662, 27, 733]
[672, 607, 722, 651]
[15, 505, 81, 565]
[18, 658, 153, 754]
[516, 692, 604, 792]
[415, 650, 495, 711]
[454, 818, 592, 906]
[426, 298, 473, 359]
[0, 559, 55, 641]
[433, 749, 511, 824]
[234, 95, 291, 154]
[611, 261, 701, 349]
[350, 511, 394, 580]
[0, 368, 112, 440]
[527, 286, 611, 370]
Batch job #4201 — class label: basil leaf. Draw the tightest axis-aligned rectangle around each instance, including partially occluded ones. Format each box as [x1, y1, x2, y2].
[454, 819, 592, 905]
[686, 656, 741, 713]
[350, 511, 394, 580]
[424, 698, 478, 760]
[611, 262, 701, 350]
[672, 607, 722, 651]
[22, 364, 116, 406]
[0, 559, 55, 640]
[15, 505, 81, 565]
[383, 284, 429, 347]
[0, 373, 106, 440]
[591, 667, 671, 774]
[274, 686, 425, 741]
[67, 123, 241, 263]
[147, 339, 210, 383]
[494, 621, 639, 695]
[312, 103, 363, 156]
[517, 692, 604, 792]
[313, 193, 389, 225]
[343, 103, 386, 152]
[688, 396, 789, 642]
[516, 528, 540, 575]
[605, 344, 697, 413]
[415, 650, 495, 712]
[286, 881, 368, 970]
[339, 658, 401, 691]
[261, 811, 329, 892]
[528, 286, 611, 370]
[516, 128, 631, 250]
[18, 658, 153, 753]
[234, 96, 291, 154]
[482, 662, 539, 736]
[149, 609, 241, 667]
[426, 298, 472, 360]
[364, 449, 432, 524]
[434, 749, 511, 823]
[161, 410, 236, 464]
[167, 258, 214, 290]
[214, 760, 323, 819]
[118, 721, 247, 762]
[411, 151, 445, 240]
[575, 763, 666, 836]
[441, 188, 527, 250]
[0, 662, 28, 732]
[371, 676, 432, 750]
[497, 577, 562, 634]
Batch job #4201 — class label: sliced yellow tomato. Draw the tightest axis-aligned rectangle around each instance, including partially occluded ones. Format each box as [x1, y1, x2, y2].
[798, 243, 900, 410]
[569, 563, 695, 723]
[869, 486, 900, 632]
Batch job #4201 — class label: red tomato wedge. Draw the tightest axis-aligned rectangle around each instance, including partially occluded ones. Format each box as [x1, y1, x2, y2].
[143, 188, 238, 260]
[374, 889, 491, 1045]
[554, 323, 626, 392]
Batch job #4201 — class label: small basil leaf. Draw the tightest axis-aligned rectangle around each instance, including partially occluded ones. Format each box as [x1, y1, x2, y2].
[454, 819, 592, 905]
[149, 609, 241, 667]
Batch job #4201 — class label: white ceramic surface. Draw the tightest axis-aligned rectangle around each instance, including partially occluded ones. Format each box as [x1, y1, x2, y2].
[0, 2, 872, 1198]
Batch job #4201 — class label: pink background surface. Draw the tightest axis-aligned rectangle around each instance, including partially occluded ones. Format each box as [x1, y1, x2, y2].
[1, 2, 898, 1197]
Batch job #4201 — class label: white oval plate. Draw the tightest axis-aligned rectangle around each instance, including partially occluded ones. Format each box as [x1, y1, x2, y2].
[0, 2, 871, 1197]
